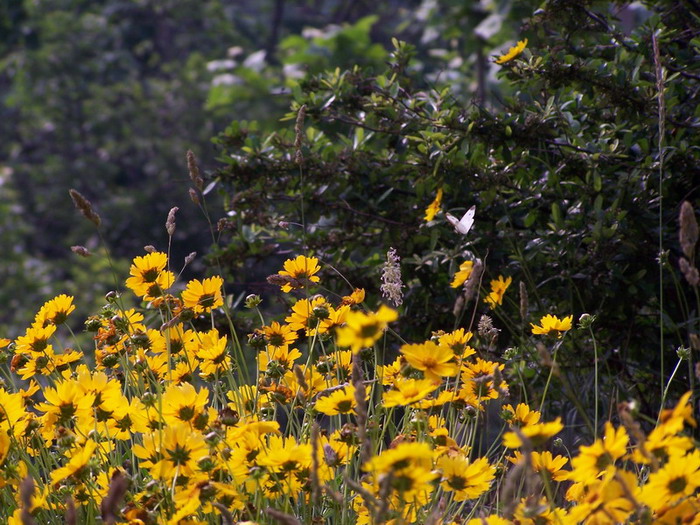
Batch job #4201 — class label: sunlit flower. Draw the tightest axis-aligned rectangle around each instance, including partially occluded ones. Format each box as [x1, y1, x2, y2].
[437, 455, 495, 501]
[363, 441, 433, 474]
[502, 403, 541, 427]
[125, 252, 175, 299]
[191, 328, 231, 378]
[383, 377, 438, 407]
[341, 288, 366, 306]
[531, 314, 573, 336]
[260, 321, 297, 350]
[50, 439, 99, 486]
[569, 422, 629, 482]
[181, 276, 224, 314]
[640, 450, 700, 511]
[34, 294, 76, 326]
[503, 418, 563, 448]
[424, 188, 443, 221]
[277, 255, 321, 293]
[484, 275, 512, 308]
[133, 424, 208, 481]
[400, 341, 458, 382]
[285, 296, 332, 336]
[315, 385, 357, 416]
[508, 450, 569, 482]
[495, 38, 528, 64]
[567, 470, 638, 524]
[450, 260, 474, 288]
[438, 328, 475, 357]
[335, 305, 397, 353]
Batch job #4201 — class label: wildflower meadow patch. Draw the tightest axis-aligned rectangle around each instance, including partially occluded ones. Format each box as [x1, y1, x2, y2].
[0, 195, 698, 523]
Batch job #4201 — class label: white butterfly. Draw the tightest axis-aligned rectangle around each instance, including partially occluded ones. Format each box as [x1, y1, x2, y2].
[445, 205, 476, 235]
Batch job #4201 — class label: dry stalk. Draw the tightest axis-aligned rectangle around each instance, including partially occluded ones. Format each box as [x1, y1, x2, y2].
[19, 476, 36, 525]
[101, 470, 128, 524]
[352, 352, 372, 465]
[265, 507, 302, 525]
[69, 188, 101, 227]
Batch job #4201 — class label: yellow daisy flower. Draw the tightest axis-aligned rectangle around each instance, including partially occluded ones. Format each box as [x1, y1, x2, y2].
[450, 260, 474, 288]
[424, 188, 443, 221]
[383, 377, 438, 407]
[640, 450, 700, 511]
[335, 305, 397, 353]
[531, 314, 573, 336]
[484, 275, 512, 308]
[181, 275, 224, 314]
[315, 385, 357, 416]
[437, 455, 495, 502]
[277, 255, 321, 293]
[495, 38, 528, 64]
[568, 422, 629, 483]
[503, 418, 563, 448]
[400, 340, 458, 382]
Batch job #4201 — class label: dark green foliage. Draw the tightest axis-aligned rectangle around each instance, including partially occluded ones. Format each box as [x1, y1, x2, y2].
[212, 1, 699, 416]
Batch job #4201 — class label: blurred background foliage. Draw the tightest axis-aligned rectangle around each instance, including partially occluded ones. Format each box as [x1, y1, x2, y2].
[1, 0, 699, 421]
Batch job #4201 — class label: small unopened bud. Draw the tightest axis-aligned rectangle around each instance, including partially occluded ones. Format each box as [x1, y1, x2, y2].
[553, 437, 563, 448]
[166, 207, 179, 236]
[184, 252, 197, 265]
[186, 150, 204, 190]
[189, 187, 200, 205]
[677, 345, 691, 360]
[105, 291, 119, 303]
[245, 294, 262, 308]
[144, 245, 157, 253]
[71, 245, 91, 257]
[69, 189, 101, 227]
[578, 313, 595, 329]
[279, 221, 289, 229]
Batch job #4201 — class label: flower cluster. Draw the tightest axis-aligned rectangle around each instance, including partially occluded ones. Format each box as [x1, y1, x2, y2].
[0, 251, 697, 524]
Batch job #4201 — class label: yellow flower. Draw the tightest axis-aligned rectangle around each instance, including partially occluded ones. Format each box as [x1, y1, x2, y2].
[315, 385, 357, 415]
[363, 441, 433, 474]
[450, 260, 474, 288]
[503, 418, 563, 448]
[484, 275, 512, 308]
[640, 450, 700, 511]
[502, 403, 541, 427]
[400, 341, 458, 382]
[260, 321, 297, 350]
[437, 455, 495, 501]
[508, 450, 569, 482]
[133, 424, 208, 481]
[383, 377, 438, 407]
[341, 288, 366, 306]
[277, 255, 321, 293]
[437, 328, 475, 357]
[125, 252, 175, 299]
[567, 469, 638, 524]
[424, 188, 443, 221]
[34, 294, 76, 326]
[569, 422, 628, 483]
[50, 439, 99, 486]
[285, 296, 332, 336]
[495, 38, 528, 64]
[181, 276, 224, 314]
[531, 314, 573, 335]
[335, 305, 398, 353]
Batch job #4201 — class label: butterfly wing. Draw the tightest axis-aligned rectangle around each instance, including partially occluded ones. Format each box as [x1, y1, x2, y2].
[456, 205, 476, 235]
